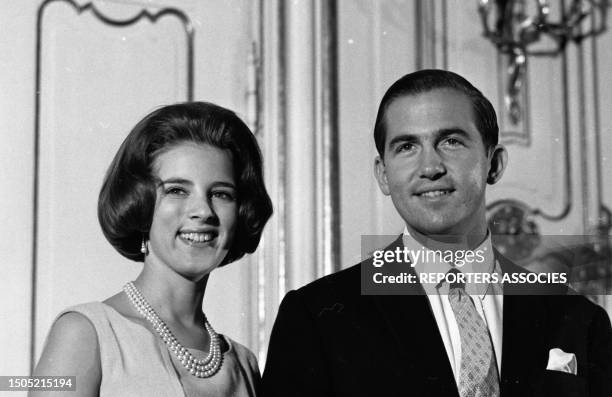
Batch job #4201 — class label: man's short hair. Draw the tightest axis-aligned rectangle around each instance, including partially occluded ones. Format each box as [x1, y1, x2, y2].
[373, 69, 499, 156]
[98, 101, 273, 265]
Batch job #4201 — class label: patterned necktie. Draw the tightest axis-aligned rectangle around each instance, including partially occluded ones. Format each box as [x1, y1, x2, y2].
[447, 268, 499, 397]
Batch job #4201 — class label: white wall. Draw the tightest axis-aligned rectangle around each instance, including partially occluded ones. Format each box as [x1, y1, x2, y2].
[2, 0, 611, 380]
[0, 0, 258, 376]
[0, 0, 39, 377]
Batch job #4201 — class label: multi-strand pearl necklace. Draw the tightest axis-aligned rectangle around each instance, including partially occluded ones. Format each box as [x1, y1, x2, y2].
[123, 282, 223, 378]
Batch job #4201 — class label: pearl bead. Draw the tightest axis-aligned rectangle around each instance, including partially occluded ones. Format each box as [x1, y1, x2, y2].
[123, 282, 223, 378]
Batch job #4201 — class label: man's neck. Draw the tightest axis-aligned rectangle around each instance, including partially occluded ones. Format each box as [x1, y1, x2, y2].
[405, 225, 488, 252]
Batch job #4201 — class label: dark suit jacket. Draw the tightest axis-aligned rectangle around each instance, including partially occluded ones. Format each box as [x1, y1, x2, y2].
[262, 237, 612, 397]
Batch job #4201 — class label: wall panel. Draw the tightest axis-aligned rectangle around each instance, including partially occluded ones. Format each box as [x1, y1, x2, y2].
[338, 0, 416, 267]
[34, 0, 190, 363]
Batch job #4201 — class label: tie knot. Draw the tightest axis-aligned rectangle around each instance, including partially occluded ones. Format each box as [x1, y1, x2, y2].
[447, 268, 465, 291]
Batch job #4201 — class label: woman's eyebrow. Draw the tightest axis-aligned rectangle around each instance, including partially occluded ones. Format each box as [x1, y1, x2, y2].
[211, 181, 237, 188]
[157, 179, 237, 189]
[158, 178, 192, 187]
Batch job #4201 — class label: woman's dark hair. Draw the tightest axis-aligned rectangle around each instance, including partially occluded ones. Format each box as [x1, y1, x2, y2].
[98, 101, 273, 264]
[374, 69, 499, 156]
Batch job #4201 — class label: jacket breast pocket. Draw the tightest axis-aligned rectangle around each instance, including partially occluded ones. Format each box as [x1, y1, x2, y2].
[534, 370, 587, 397]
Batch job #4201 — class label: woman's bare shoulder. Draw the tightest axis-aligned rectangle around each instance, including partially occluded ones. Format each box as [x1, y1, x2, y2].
[31, 311, 101, 396]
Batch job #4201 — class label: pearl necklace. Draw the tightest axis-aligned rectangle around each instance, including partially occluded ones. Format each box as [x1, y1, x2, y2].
[123, 282, 223, 378]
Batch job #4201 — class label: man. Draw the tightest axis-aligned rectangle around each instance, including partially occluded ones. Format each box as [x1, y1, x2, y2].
[262, 70, 612, 397]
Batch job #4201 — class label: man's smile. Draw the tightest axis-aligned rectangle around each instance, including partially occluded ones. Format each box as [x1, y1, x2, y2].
[415, 189, 454, 198]
[413, 184, 456, 199]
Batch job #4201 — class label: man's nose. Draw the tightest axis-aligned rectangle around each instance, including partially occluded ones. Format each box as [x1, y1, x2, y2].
[418, 147, 446, 179]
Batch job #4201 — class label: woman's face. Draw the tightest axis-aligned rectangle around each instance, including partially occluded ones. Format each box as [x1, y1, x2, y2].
[147, 142, 238, 281]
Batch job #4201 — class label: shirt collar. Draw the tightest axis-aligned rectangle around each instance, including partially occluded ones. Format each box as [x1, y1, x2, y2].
[402, 226, 498, 299]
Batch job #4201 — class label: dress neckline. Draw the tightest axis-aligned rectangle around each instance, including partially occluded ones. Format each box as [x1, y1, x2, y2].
[98, 301, 235, 397]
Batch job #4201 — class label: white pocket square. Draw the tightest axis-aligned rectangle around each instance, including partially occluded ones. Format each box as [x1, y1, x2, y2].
[546, 348, 577, 375]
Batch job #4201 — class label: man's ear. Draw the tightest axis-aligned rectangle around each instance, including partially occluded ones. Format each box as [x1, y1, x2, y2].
[486, 144, 508, 185]
[374, 156, 391, 195]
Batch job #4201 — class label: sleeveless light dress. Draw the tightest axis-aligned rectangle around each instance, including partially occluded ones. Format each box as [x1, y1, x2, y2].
[55, 302, 259, 397]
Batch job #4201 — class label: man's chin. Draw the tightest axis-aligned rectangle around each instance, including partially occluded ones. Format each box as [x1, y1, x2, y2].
[402, 213, 458, 234]
[404, 217, 488, 248]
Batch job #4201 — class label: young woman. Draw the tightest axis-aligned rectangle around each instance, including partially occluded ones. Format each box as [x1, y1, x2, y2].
[32, 102, 273, 396]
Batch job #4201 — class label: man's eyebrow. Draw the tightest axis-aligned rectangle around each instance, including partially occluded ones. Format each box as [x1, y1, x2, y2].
[436, 128, 470, 139]
[387, 134, 419, 148]
[386, 128, 471, 149]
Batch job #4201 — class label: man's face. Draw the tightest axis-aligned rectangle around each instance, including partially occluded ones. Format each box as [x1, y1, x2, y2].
[375, 88, 503, 238]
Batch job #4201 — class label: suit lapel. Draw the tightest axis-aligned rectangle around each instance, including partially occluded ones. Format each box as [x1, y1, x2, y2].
[369, 236, 458, 396]
[497, 252, 550, 396]
[372, 293, 459, 396]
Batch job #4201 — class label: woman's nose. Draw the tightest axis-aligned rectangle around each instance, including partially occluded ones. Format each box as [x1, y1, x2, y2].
[188, 194, 215, 220]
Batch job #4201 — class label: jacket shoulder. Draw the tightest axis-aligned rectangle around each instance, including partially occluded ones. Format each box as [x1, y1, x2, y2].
[295, 262, 362, 300]
[295, 235, 403, 300]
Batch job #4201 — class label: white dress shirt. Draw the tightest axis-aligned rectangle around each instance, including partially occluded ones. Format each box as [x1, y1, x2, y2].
[402, 228, 504, 382]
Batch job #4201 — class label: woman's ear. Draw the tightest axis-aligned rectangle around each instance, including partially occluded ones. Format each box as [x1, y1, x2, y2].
[487, 144, 508, 185]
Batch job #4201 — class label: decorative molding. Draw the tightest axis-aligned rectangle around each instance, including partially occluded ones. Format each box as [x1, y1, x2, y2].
[488, 50, 573, 223]
[589, 22, 612, 235]
[415, 0, 448, 70]
[314, 0, 340, 278]
[415, 0, 436, 69]
[488, 200, 541, 262]
[31, 0, 194, 371]
[477, 0, 609, 127]
[255, 0, 340, 364]
[256, 0, 287, 365]
[496, 53, 532, 146]
[440, 0, 448, 70]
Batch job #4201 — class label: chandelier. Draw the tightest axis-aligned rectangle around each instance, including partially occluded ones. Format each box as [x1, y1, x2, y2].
[478, 0, 609, 124]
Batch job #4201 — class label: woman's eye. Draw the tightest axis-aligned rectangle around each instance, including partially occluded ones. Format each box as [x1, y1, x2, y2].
[211, 191, 236, 201]
[165, 187, 187, 195]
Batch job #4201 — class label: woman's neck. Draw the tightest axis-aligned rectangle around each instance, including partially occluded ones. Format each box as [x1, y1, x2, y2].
[133, 261, 208, 328]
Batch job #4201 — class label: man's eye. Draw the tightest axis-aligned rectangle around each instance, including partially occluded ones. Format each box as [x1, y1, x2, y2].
[396, 143, 416, 153]
[443, 138, 462, 146]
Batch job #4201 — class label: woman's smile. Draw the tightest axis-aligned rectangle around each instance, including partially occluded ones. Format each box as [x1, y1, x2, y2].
[178, 231, 217, 245]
